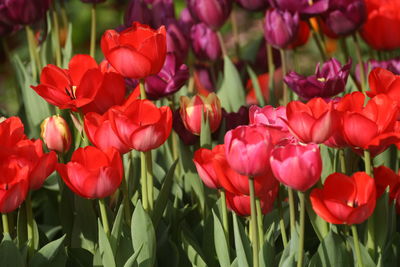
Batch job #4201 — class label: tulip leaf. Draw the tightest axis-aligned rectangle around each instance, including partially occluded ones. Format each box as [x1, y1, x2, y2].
[151, 159, 179, 227]
[30, 234, 67, 267]
[17, 203, 28, 248]
[218, 55, 246, 112]
[320, 145, 335, 183]
[181, 230, 208, 267]
[233, 214, 251, 267]
[305, 198, 329, 242]
[62, 23, 73, 69]
[185, 170, 206, 216]
[123, 244, 142, 267]
[97, 219, 116, 267]
[278, 229, 299, 267]
[110, 203, 124, 255]
[66, 248, 93, 267]
[259, 239, 275, 267]
[372, 193, 390, 252]
[212, 210, 231, 267]
[347, 236, 377, 267]
[200, 113, 212, 149]
[309, 230, 351, 267]
[247, 65, 265, 106]
[131, 201, 156, 267]
[0, 234, 24, 267]
[71, 197, 97, 253]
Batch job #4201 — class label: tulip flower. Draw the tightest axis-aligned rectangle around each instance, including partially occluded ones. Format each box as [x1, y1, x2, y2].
[287, 20, 310, 49]
[179, 93, 222, 135]
[222, 106, 249, 133]
[361, 0, 400, 50]
[235, 0, 269, 11]
[374, 166, 400, 199]
[32, 54, 126, 113]
[144, 52, 189, 100]
[225, 188, 278, 217]
[368, 68, 400, 106]
[268, 0, 328, 17]
[166, 21, 190, 62]
[284, 58, 351, 100]
[310, 172, 376, 225]
[0, 116, 26, 147]
[172, 109, 199, 145]
[190, 23, 222, 61]
[152, 0, 176, 27]
[270, 143, 322, 191]
[193, 145, 225, 189]
[84, 110, 131, 154]
[124, 0, 152, 26]
[249, 105, 288, 131]
[110, 99, 172, 152]
[224, 125, 273, 176]
[41, 115, 72, 154]
[285, 97, 340, 144]
[2, 0, 51, 25]
[186, 0, 232, 30]
[194, 65, 216, 95]
[101, 22, 167, 79]
[57, 147, 123, 199]
[264, 9, 300, 49]
[321, 0, 366, 36]
[178, 8, 195, 36]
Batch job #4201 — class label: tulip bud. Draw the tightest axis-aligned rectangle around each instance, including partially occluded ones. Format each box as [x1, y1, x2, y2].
[190, 23, 222, 61]
[145, 52, 189, 100]
[3, 0, 51, 25]
[264, 8, 300, 49]
[235, 0, 269, 11]
[179, 93, 222, 135]
[40, 115, 72, 154]
[186, 0, 232, 30]
[166, 21, 189, 62]
[270, 143, 322, 191]
[124, 0, 152, 26]
[152, 0, 176, 27]
[178, 8, 195, 36]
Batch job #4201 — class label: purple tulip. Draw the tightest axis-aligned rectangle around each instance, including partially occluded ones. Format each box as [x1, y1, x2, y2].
[235, 0, 268, 11]
[179, 8, 195, 36]
[190, 23, 222, 61]
[268, 0, 328, 17]
[124, 0, 152, 26]
[152, 0, 175, 27]
[284, 58, 351, 100]
[194, 65, 216, 93]
[145, 53, 189, 100]
[2, 0, 51, 25]
[264, 8, 299, 49]
[186, 0, 232, 30]
[166, 20, 189, 62]
[322, 0, 366, 36]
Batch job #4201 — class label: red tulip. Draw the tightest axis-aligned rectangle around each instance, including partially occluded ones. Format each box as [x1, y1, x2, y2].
[225, 188, 278, 217]
[57, 147, 123, 199]
[310, 172, 376, 225]
[286, 97, 340, 144]
[342, 93, 400, 156]
[41, 115, 72, 153]
[368, 68, 400, 106]
[110, 99, 172, 152]
[179, 93, 222, 135]
[373, 166, 400, 199]
[270, 143, 322, 191]
[288, 20, 310, 49]
[0, 116, 26, 147]
[32, 54, 126, 113]
[361, 0, 400, 50]
[224, 125, 273, 176]
[193, 145, 224, 189]
[101, 22, 167, 79]
[84, 110, 131, 154]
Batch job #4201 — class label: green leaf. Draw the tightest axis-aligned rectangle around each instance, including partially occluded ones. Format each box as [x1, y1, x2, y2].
[320, 145, 336, 183]
[0, 234, 24, 267]
[181, 230, 208, 267]
[212, 210, 230, 267]
[151, 159, 179, 227]
[247, 65, 265, 106]
[123, 244, 143, 267]
[185, 171, 206, 215]
[305, 198, 329, 242]
[309, 230, 351, 267]
[371, 193, 389, 252]
[110, 203, 124, 255]
[347, 236, 377, 267]
[131, 201, 156, 267]
[200, 112, 211, 149]
[98, 219, 116, 267]
[30, 234, 66, 267]
[233, 214, 251, 267]
[66, 248, 93, 267]
[278, 229, 299, 267]
[218, 55, 246, 112]
[259, 240, 275, 267]
[62, 23, 73, 69]
[17, 203, 28, 248]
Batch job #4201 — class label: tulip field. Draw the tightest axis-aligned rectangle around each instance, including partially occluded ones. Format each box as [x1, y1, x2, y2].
[2, 0, 400, 266]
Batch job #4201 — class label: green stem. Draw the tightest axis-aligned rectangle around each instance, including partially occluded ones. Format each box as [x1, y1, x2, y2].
[25, 26, 38, 79]
[140, 79, 147, 99]
[217, 31, 228, 58]
[256, 198, 264, 248]
[279, 49, 288, 105]
[297, 192, 306, 267]
[230, 9, 240, 58]
[288, 188, 296, 233]
[52, 8, 62, 66]
[353, 34, 366, 93]
[364, 150, 372, 176]
[339, 149, 347, 174]
[26, 192, 35, 256]
[266, 43, 276, 106]
[140, 151, 149, 211]
[2, 213, 9, 234]
[99, 198, 110, 236]
[339, 38, 350, 62]
[364, 149, 375, 258]
[277, 187, 288, 248]
[146, 151, 154, 212]
[121, 174, 131, 225]
[220, 190, 230, 246]
[352, 225, 364, 267]
[307, 21, 327, 61]
[90, 4, 96, 58]
[249, 176, 259, 267]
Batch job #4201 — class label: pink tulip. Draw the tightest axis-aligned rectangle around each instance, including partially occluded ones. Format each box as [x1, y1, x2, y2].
[249, 105, 288, 131]
[224, 125, 273, 176]
[270, 143, 322, 191]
